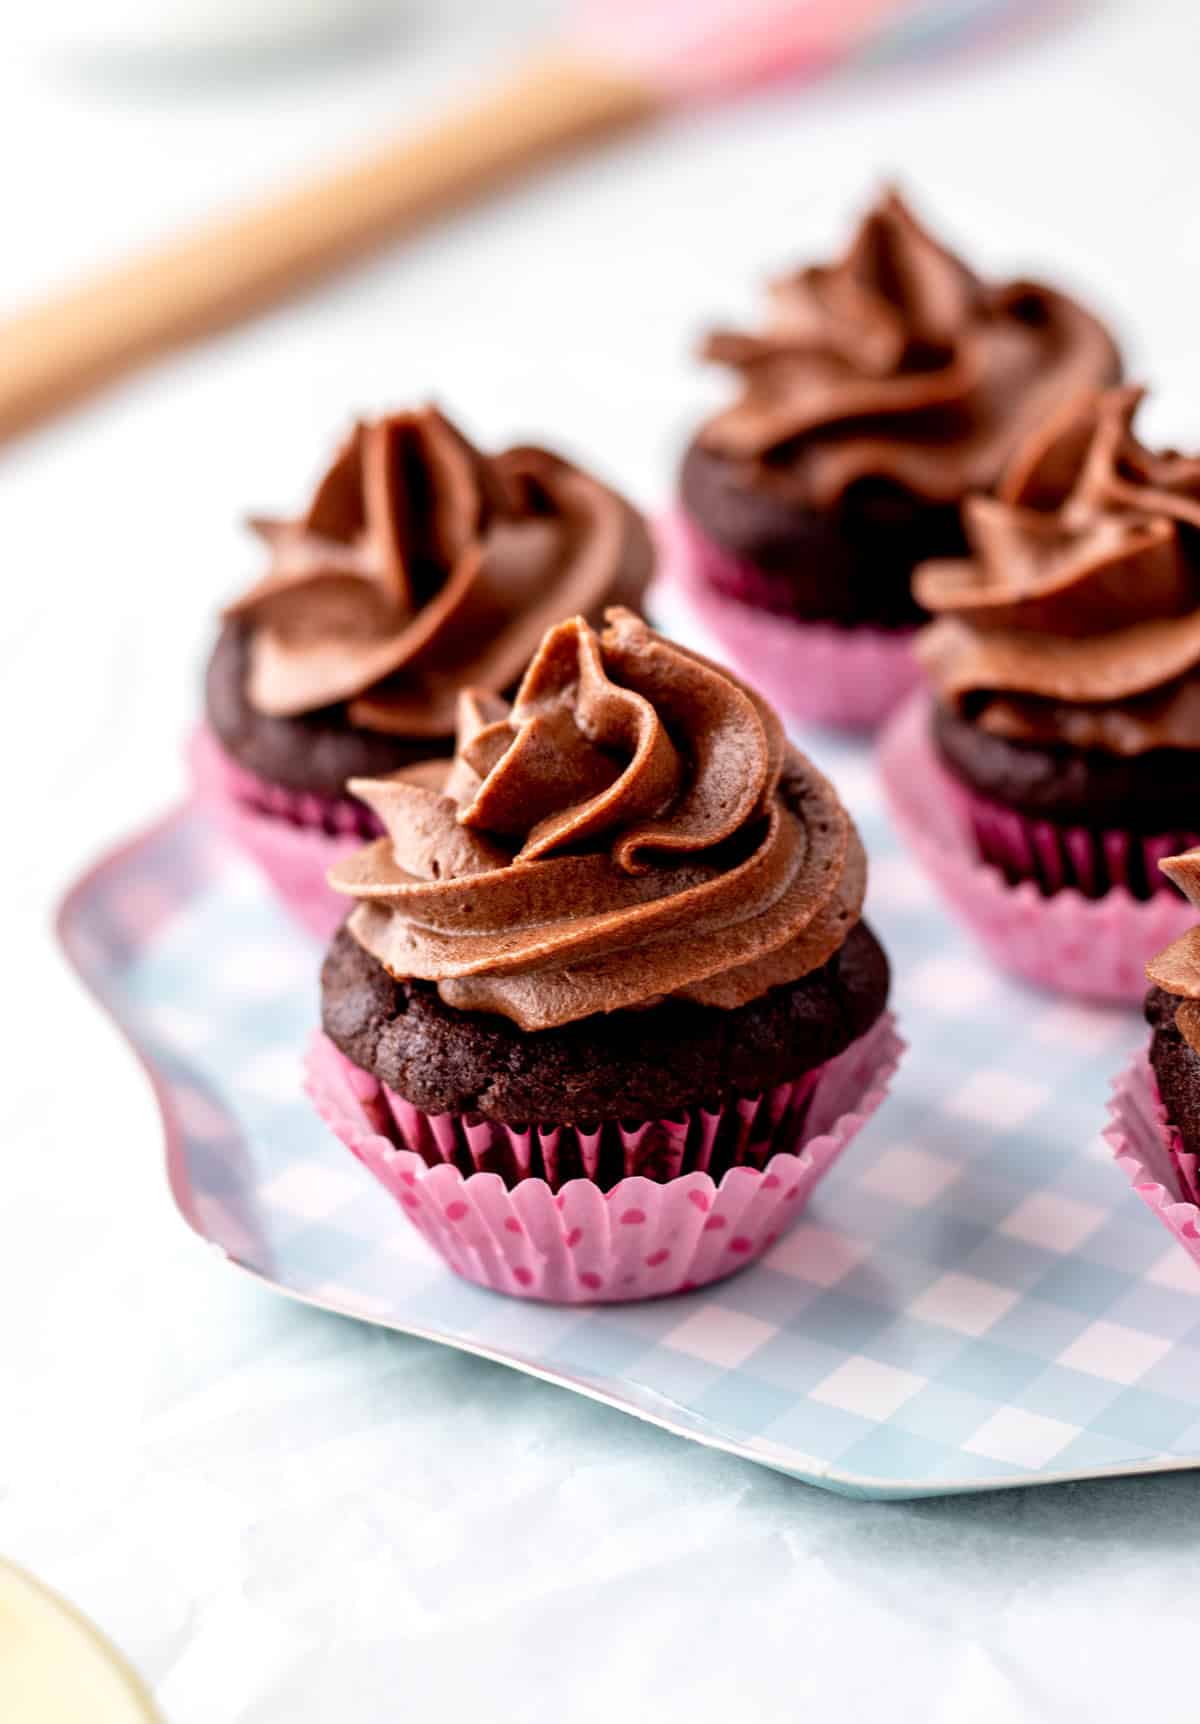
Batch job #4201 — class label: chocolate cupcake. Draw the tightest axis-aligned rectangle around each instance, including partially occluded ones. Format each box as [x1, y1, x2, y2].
[664, 188, 1121, 729]
[307, 609, 901, 1303]
[880, 387, 1200, 1000]
[191, 405, 652, 936]
[1107, 851, 1200, 1267]
[918, 388, 1200, 891]
[1146, 852, 1200, 1178]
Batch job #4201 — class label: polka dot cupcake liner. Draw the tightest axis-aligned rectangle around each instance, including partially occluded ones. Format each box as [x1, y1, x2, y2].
[878, 692, 1196, 1003]
[304, 1012, 903, 1304]
[653, 511, 921, 732]
[1106, 1049, 1200, 1273]
[189, 726, 378, 941]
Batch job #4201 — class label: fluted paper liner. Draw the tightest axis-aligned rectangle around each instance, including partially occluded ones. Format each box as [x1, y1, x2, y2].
[305, 1012, 902, 1304]
[965, 796, 1198, 902]
[1106, 1050, 1200, 1271]
[656, 511, 921, 731]
[878, 693, 1196, 1002]
[189, 725, 377, 940]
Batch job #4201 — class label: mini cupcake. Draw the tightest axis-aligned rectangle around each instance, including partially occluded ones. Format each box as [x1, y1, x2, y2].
[1107, 852, 1200, 1270]
[664, 187, 1121, 729]
[306, 608, 901, 1303]
[193, 406, 652, 937]
[881, 387, 1200, 1000]
[1146, 853, 1200, 1190]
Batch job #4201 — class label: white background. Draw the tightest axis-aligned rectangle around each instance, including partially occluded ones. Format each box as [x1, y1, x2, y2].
[4, 1, 1200, 1718]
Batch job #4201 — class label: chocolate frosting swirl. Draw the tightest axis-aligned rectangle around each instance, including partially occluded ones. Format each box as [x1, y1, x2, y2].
[1147, 851, 1200, 1053]
[916, 388, 1200, 755]
[696, 188, 1120, 509]
[225, 406, 652, 737]
[329, 609, 867, 1031]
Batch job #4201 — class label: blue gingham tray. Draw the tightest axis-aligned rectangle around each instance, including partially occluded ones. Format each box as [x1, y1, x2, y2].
[56, 715, 1200, 1500]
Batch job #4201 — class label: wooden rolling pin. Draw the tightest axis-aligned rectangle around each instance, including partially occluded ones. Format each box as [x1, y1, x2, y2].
[0, 51, 658, 443]
[0, 1, 919, 442]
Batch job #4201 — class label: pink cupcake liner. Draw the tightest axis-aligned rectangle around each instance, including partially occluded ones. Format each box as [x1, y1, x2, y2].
[653, 510, 921, 731]
[382, 1066, 822, 1189]
[961, 787, 1197, 902]
[1106, 1050, 1200, 1270]
[304, 1011, 903, 1304]
[878, 693, 1196, 1002]
[1172, 1133, 1200, 1208]
[188, 726, 373, 940]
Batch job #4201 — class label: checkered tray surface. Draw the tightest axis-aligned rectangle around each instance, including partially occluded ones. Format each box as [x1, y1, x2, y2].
[57, 722, 1200, 1499]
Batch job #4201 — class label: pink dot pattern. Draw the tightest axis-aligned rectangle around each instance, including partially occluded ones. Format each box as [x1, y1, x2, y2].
[305, 1011, 903, 1306]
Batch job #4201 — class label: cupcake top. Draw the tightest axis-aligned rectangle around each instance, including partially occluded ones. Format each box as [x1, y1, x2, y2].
[1147, 850, 1200, 1051]
[224, 406, 652, 740]
[916, 388, 1200, 755]
[693, 188, 1120, 510]
[328, 608, 866, 1030]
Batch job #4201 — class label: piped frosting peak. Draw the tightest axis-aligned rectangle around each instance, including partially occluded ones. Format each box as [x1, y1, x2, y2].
[226, 406, 651, 737]
[329, 609, 866, 1030]
[697, 187, 1120, 509]
[917, 388, 1200, 755]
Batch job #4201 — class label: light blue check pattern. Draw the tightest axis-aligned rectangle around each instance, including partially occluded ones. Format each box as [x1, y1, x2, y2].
[60, 721, 1200, 1500]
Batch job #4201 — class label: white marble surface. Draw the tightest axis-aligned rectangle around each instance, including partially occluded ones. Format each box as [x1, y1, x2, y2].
[4, 2, 1200, 1718]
